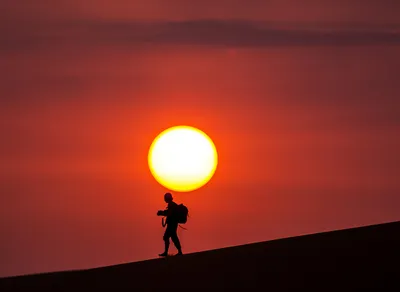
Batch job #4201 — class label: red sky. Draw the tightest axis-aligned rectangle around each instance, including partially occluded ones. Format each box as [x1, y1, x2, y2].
[1, 0, 399, 277]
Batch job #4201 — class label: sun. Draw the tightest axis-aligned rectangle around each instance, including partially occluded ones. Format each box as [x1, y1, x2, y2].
[148, 125, 218, 192]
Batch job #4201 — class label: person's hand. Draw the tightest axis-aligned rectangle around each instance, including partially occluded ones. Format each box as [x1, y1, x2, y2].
[157, 210, 163, 216]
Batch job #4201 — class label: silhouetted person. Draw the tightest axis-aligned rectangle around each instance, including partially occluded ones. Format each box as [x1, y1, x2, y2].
[157, 192, 183, 256]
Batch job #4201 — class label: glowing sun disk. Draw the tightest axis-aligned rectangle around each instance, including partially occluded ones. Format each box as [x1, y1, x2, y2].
[148, 126, 218, 192]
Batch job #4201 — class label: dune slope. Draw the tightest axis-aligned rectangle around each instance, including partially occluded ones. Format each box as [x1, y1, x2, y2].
[1, 221, 399, 291]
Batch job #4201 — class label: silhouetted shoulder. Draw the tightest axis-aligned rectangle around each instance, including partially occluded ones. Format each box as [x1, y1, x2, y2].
[168, 201, 178, 209]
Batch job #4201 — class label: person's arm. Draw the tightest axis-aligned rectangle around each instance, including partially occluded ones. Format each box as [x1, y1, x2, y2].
[157, 207, 169, 216]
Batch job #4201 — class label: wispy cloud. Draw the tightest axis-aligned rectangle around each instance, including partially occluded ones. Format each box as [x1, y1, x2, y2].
[2, 19, 400, 52]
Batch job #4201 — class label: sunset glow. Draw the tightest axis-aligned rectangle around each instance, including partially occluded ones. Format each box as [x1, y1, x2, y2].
[1, 0, 399, 278]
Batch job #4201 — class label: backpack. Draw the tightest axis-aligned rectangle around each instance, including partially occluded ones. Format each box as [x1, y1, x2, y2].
[176, 204, 189, 224]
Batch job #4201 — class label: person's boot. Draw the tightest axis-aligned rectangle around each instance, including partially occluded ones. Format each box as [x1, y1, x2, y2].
[175, 250, 183, 256]
[159, 252, 168, 257]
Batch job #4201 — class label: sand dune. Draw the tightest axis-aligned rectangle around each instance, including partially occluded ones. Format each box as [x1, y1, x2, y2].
[1, 221, 399, 291]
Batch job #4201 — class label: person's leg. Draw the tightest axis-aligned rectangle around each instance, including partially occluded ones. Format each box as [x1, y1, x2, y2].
[159, 229, 171, 256]
[170, 224, 182, 255]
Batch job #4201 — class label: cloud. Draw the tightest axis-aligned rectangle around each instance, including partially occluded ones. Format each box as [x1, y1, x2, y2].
[1, 19, 400, 52]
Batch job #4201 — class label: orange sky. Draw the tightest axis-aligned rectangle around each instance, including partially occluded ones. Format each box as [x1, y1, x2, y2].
[1, 0, 399, 277]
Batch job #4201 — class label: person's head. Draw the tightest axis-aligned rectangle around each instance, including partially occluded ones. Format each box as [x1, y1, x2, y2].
[164, 192, 173, 203]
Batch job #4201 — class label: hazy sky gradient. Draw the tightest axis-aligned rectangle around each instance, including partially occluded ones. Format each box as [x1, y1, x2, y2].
[1, 0, 399, 277]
